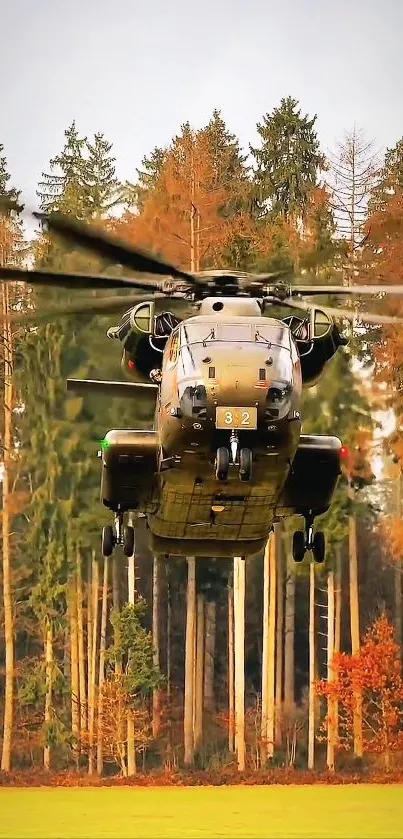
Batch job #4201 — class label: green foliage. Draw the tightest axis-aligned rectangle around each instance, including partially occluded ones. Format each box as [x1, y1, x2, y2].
[130, 145, 168, 211]
[0, 141, 23, 213]
[301, 349, 373, 565]
[370, 136, 403, 213]
[108, 602, 162, 699]
[251, 96, 325, 220]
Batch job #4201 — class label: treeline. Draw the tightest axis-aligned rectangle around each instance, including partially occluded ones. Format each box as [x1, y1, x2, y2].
[1, 96, 403, 779]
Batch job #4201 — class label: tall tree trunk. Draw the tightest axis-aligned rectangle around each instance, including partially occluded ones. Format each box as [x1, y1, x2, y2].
[76, 551, 87, 735]
[1, 282, 14, 773]
[112, 557, 121, 674]
[43, 619, 53, 770]
[334, 549, 342, 746]
[194, 593, 204, 751]
[88, 555, 99, 774]
[69, 577, 80, 760]
[184, 557, 196, 766]
[87, 554, 92, 725]
[348, 483, 363, 758]
[127, 524, 136, 777]
[228, 579, 235, 753]
[204, 600, 216, 713]
[284, 556, 295, 709]
[395, 471, 402, 651]
[166, 564, 173, 765]
[152, 555, 161, 738]
[267, 532, 277, 761]
[261, 540, 269, 765]
[275, 524, 284, 748]
[308, 562, 315, 769]
[327, 570, 336, 772]
[395, 564, 402, 650]
[234, 557, 245, 771]
[97, 557, 109, 776]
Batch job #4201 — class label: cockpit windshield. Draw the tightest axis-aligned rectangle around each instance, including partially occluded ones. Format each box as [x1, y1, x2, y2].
[180, 321, 290, 349]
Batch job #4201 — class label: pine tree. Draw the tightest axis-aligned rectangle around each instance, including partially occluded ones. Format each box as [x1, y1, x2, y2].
[130, 145, 167, 211]
[84, 133, 123, 217]
[37, 122, 88, 217]
[369, 137, 403, 214]
[251, 96, 324, 221]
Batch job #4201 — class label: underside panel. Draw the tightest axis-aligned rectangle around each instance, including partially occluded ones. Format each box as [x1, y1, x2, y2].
[150, 534, 267, 558]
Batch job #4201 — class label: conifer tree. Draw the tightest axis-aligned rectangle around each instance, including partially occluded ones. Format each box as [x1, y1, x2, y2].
[251, 96, 324, 221]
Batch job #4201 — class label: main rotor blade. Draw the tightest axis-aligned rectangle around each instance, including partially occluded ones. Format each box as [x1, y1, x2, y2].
[0, 293, 197, 324]
[67, 379, 158, 398]
[290, 284, 403, 297]
[35, 212, 194, 283]
[0, 266, 167, 292]
[284, 298, 403, 327]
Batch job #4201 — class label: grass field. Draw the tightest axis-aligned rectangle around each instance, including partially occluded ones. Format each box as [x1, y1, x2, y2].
[1, 785, 402, 838]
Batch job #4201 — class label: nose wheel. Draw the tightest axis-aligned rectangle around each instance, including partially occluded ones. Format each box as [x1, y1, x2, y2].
[292, 515, 325, 563]
[101, 514, 135, 557]
[215, 432, 253, 482]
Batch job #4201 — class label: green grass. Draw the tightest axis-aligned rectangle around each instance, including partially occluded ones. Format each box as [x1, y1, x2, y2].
[1, 785, 402, 838]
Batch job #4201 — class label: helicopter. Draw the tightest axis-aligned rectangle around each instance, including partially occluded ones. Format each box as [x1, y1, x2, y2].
[2, 211, 403, 563]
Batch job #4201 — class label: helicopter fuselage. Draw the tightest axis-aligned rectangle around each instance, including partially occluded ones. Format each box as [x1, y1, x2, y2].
[100, 298, 342, 558]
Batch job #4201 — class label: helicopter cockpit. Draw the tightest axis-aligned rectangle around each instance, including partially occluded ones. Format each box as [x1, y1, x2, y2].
[163, 317, 301, 423]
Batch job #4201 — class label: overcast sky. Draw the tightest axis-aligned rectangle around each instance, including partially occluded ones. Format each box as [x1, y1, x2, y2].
[2, 0, 403, 213]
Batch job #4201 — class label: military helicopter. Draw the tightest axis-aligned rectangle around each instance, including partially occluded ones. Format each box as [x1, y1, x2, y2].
[3, 211, 403, 563]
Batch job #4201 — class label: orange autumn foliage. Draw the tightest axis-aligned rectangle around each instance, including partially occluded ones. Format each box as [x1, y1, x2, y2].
[362, 190, 403, 455]
[316, 616, 403, 767]
[115, 127, 251, 272]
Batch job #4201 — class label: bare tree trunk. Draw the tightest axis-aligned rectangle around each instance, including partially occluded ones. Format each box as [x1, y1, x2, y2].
[194, 593, 204, 751]
[334, 550, 342, 746]
[88, 555, 99, 774]
[395, 467, 402, 651]
[87, 554, 93, 724]
[228, 580, 235, 753]
[1, 283, 14, 773]
[395, 564, 402, 649]
[69, 578, 80, 759]
[43, 619, 53, 770]
[261, 540, 269, 765]
[204, 600, 216, 713]
[327, 570, 336, 772]
[165, 565, 173, 765]
[234, 557, 245, 771]
[275, 524, 284, 748]
[76, 552, 87, 735]
[267, 532, 277, 761]
[112, 557, 121, 674]
[348, 484, 363, 758]
[184, 557, 196, 766]
[308, 562, 315, 769]
[152, 555, 161, 738]
[284, 556, 295, 709]
[97, 557, 109, 776]
[127, 525, 136, 777]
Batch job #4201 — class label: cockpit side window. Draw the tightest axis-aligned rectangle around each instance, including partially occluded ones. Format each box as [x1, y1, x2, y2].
[166, 328, 180, 368]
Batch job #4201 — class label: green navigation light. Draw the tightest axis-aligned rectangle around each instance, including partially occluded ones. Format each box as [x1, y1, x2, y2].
[100, 438, 110, 451]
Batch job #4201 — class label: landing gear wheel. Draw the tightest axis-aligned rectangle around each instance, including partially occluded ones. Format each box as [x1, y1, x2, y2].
[312, 530, 325, 563]
[292, 530, 306, 563]
[102, 525, 114, 557]
[215, 446, 229, 481]
[239, 448, 252, 482]
[123, 525, 135, 557]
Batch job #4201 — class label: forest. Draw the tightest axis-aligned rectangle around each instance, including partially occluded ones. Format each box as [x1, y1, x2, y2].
[1, 95, 403, 783]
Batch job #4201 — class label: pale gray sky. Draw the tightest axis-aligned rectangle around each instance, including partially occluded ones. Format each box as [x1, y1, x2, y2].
[2, 0, 403, 211]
